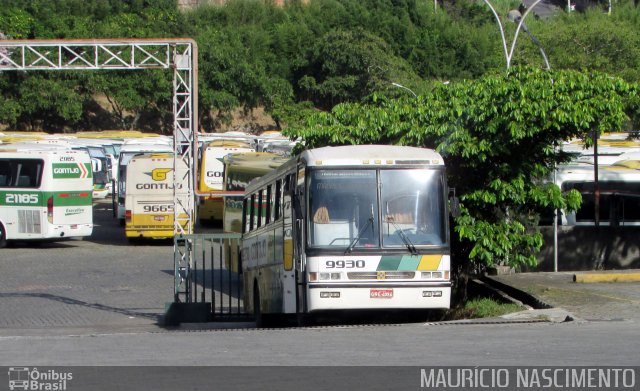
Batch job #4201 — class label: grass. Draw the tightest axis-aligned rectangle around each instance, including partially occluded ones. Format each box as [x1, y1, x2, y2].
[447, 297, 526, 320]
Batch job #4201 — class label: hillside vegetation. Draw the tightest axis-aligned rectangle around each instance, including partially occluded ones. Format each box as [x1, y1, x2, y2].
[0, 0, 638, 132]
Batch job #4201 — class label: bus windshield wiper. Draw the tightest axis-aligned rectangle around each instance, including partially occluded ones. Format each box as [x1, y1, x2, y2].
[387, 220, 418, 255]
[345, 205, 375, 254]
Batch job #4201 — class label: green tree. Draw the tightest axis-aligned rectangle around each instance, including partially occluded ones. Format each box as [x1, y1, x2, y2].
[295, 28, 423, 109]
[285, 67, 635, 297]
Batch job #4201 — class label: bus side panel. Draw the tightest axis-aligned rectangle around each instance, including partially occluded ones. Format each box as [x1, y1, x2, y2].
[241, 230, 284, 314]
[0, 190, 44, 239]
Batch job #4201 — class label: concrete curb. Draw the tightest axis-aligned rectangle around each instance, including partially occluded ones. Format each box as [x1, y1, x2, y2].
[573, 271, 640, 283]
[480, 275, 553, 310]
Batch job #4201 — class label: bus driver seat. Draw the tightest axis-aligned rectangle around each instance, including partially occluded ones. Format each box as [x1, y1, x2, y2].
[312, 203, 355, 246]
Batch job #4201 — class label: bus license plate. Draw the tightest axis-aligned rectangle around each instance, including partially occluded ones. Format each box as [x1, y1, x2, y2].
[370, 289, 393, 299]
[154, 216, 166, 221]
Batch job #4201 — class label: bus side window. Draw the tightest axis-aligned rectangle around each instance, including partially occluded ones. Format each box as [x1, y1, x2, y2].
[274, 179, 282, 220]
[242, 198, 249, 234]
[0, 160, 10, 187]
[257, 190, 264, 228]
[266, 184, 272, 224]
[249, 194, 256, 231]
[284, 174, 291, 193]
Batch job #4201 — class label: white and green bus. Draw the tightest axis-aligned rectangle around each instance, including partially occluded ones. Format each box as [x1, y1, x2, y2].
[0, 147, 93, 247]
[241, 145, 454, 324]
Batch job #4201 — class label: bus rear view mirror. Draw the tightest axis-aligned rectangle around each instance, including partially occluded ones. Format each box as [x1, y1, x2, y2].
[449, 188, 461, 218]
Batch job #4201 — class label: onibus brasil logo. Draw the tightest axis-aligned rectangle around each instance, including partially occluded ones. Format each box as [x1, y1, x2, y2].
[8, 367, 72, 390]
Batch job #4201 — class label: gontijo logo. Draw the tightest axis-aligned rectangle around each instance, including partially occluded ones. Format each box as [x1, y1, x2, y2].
[8, 367, 73, 390]
[52, 163, 90, 179]
[145, 168, 172, 181]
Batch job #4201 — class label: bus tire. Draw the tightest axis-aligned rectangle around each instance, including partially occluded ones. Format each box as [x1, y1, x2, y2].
[253, 283, 263, 328]
[0, 223, 6, 248]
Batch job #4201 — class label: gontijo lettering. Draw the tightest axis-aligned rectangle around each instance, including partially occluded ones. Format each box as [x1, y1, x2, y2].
[53, 167, 80, 174]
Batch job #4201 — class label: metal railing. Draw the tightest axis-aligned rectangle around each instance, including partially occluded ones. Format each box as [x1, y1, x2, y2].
[174, 233, 247, 319]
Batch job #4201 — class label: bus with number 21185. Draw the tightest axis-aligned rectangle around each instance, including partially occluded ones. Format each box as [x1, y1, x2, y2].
[0, 146, 93, 247]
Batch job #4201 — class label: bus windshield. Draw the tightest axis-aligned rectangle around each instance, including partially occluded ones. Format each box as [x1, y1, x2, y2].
[308, 168, 447, 249]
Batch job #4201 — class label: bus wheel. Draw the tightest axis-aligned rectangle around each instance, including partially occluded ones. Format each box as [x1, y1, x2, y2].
[253, 283, 263, 328]
[0, 224, 6, 248]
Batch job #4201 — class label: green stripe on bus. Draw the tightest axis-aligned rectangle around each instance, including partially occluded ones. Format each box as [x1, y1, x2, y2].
[0, 190, 92, 207]
[377, 255, 402, 271]
[52, 163, 93, 179]
[377, 255, 422, 271]
[0, 190, 41, 206]
[397, 255, 421, 271]
[50, 191, 93, 207]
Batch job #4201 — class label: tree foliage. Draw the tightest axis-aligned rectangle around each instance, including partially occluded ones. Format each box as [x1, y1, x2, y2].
[285, 67, 635, 271]
[1, 0, 639, 131]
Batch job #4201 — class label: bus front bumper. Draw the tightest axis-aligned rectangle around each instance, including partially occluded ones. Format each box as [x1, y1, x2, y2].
[306, 282, 451, 312]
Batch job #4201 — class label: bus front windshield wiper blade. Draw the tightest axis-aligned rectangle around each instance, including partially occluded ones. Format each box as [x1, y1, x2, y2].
[345, 205, 375, 254]
[387, 220, 418, 255]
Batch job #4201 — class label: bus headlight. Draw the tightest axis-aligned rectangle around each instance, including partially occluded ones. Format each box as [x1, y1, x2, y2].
[318, 272, 342, 280]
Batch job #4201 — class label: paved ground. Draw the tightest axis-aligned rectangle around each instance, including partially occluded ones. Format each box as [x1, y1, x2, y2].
[3, 199, 640, 337]
[0, 199, 175, 336]
[487, 271, 640, 321]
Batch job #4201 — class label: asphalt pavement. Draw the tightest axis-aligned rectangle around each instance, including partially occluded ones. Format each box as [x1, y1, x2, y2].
[485, 270, 640, 322]
[2, 198, 640, 337]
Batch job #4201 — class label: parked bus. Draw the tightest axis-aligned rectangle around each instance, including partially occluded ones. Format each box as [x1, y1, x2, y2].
[116, 140, 173, 223]
[220, 152, 289, 273]
[124, 152, 190, 240]
[0, 147, 93, 247]
[241, 145, 454, 325]
[554, 158, 640, 226]
[197, 139, 255, 224]
[222, 152, 290, 235]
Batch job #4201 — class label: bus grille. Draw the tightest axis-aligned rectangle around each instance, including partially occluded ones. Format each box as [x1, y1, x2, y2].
[18, 210, 41, 234]
[347, 271, 415, 280]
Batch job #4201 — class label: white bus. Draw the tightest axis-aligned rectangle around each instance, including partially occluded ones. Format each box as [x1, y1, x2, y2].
[554, 159, 640, 226]
[222, 152, 290, 235]
[197, 139, 255, 224]
[116, 141, 173, 222]
[0, 147, 93, 247]
[124, 152, 190, 240]
[241, 145, 453, 325]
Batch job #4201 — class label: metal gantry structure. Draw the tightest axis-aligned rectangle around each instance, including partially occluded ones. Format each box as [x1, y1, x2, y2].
[0, 38, 198, 302]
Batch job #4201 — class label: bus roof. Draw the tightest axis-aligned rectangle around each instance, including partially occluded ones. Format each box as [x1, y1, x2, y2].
[0, 142, 73, 152]
[119, 142, 173, 153]
[224, 152, 289, 171]
[206, 139, 254, 149]
[0, 146, 90, 158]
[129, 152, 174, 160]
[300, 145, 444, 167]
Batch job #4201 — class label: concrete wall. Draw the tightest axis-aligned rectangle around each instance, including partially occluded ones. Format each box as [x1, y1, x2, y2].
[533, 226, 640, 271]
